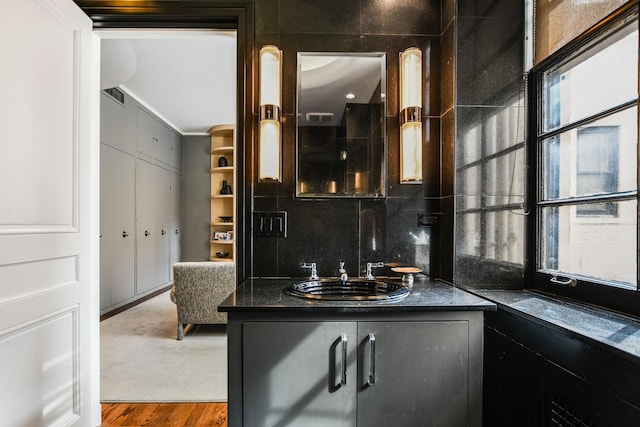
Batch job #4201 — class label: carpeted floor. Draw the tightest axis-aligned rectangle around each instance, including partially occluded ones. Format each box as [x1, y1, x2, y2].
[100, 291, 228, 402]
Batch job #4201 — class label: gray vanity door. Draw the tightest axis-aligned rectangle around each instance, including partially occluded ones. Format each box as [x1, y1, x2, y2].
[243, 322, 357, 427]
[356, 321, 470, 427]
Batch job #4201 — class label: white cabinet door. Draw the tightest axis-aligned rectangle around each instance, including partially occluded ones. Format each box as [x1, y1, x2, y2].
[136, 159, 173, 293]
[136, 107, 156, 158]
[170, 172, 182, 280]
[136, 159, 157, 294]
[243, 322, 358, 427]
[155, 124, 172, 166]
[155, 167, 171, 287]
[169, 132, 182, 171]
[100, 144, 135, 310]
[136, 106, 177, 167]
[100, 92, 126, 151]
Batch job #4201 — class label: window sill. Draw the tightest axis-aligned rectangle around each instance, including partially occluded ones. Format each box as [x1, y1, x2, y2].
[470, 288, 640, 363]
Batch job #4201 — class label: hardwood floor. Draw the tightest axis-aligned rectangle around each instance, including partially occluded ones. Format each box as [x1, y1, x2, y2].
[101, 403, 227, 426]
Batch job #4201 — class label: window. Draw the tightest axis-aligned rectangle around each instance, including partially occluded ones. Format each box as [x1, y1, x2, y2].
[531, 8, 639, 315]
[456, 98, 526, 268]
[576, 126, 618, 217]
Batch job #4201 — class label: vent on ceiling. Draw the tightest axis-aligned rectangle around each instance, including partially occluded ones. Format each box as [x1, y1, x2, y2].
[305, 112, 334, 122]
[104, 87, 124, 104]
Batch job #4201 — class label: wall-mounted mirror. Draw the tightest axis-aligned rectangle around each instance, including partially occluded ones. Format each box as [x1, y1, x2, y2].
[296, 52, 386, 198]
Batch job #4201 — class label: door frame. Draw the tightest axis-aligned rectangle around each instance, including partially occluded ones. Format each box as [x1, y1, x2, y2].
[78, 0, 255, 282]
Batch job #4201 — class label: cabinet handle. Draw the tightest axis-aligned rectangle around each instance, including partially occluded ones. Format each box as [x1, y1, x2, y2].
[122, 231, 129, 238]
[175, 229, 180, 235]
[144, 230, 150, 237]
[161, 229, 166, 235]
[340, 334, 348, 387]
[367, 333, 376, 386]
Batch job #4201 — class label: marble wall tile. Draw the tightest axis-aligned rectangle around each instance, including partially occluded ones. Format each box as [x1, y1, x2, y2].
[360, 0, 441, 36]
[441, 23, 455, 113]
[456, 15, 524, 106]
[251, 0, 442, 279]
[279, 0, 361, 34]
[276, 197, 361, 277]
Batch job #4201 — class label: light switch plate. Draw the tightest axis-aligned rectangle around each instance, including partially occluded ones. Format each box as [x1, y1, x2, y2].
[254, 211, 287, 238]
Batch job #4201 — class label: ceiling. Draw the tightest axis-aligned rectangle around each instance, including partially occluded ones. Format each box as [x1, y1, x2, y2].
[100, 30, 237, 135]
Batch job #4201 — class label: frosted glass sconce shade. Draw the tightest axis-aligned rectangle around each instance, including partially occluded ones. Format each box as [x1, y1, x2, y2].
[259, 45, 282, 182]
[399, 47, 423, 183]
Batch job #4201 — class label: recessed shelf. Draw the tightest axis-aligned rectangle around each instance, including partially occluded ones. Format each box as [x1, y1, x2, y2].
[210, 124, 236, 263]
[210, 166, 234, 172]
[211, 146, 234, 154]
[209, 240, 233, 244]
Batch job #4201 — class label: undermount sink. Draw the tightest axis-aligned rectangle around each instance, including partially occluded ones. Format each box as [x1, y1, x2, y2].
[284, 278, 410, 301]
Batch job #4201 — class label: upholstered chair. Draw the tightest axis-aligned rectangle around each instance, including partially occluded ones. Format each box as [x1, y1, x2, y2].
[170, 261, 236, 340]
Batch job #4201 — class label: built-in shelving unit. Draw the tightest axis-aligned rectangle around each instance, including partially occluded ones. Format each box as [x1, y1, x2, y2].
[209, 124, 236, 262]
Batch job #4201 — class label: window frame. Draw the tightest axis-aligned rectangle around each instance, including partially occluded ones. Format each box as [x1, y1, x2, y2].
[526, 3, 640, 317]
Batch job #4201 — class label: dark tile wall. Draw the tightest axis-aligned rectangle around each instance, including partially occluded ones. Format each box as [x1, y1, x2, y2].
[451, 0, 526, 287]
[252, 0, 442, 278]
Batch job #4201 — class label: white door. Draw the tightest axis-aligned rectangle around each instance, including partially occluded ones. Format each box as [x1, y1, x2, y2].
[136, 159, 157, 294]
[100, 144, 135, 311]
[170, 172, 182, 280]
[155, 166, 171, 287]
[0, 1, 100, 426]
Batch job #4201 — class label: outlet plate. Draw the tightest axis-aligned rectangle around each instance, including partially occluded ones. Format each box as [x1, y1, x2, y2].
[418, 213, 439, 227]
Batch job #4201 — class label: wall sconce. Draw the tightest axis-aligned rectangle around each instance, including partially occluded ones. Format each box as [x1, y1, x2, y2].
[259, 45, 282, 182]
[399, 47, 423, 184]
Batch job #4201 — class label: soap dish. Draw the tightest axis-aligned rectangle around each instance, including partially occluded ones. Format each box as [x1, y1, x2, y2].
[391, 267, 422, 287]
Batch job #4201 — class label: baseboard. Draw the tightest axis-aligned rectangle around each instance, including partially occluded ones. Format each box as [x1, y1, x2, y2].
[100, 284, 174, 322]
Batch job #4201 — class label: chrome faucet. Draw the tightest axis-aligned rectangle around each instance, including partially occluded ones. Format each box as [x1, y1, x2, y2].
[338, 261, 348, 283]
[365, 262, 385, 280]
[300, 262, 319, 280]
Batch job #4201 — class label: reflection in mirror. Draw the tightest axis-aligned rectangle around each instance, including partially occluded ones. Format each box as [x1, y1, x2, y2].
[296, 52, 386, 198]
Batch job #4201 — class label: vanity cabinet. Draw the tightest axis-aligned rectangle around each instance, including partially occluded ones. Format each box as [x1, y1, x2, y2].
[243, 322, 357, 427]
[231, 312, 483, 427]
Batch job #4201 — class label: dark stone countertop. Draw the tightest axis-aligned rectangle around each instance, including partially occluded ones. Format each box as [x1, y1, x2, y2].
[472, 289, 640, 361]
[218, 277, 496, 314]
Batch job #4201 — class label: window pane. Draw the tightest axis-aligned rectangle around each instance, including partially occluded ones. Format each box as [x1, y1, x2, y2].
[485, 151, 525, 207]
[542, 21, 638, 133]
[457, 165, 482, 211]
[485, 210, 524, 264]
[456, 212, 481, 257]
[541, 107, 637, 201]
[540, 200, 637, 286]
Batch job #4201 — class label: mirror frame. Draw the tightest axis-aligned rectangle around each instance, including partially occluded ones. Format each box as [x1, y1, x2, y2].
[295, 52, 387, 199]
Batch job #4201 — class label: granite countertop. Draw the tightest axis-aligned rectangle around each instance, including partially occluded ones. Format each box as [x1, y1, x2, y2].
[472, 289, 640, 361]
[218, 277, 496, 313]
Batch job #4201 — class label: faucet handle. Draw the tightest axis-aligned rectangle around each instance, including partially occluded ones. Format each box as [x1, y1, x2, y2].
[300, 262, 319, 280]
[365, 262, 385, 280]
[338, 261, 348, 282]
